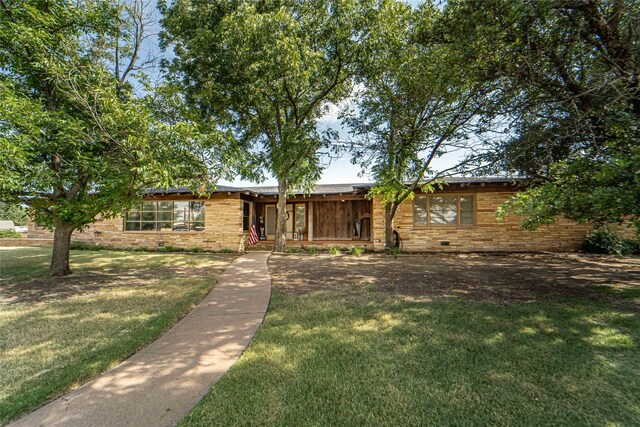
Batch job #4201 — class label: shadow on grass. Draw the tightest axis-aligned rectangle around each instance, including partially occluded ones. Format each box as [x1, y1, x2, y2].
[0, 248, 235, 304]
[181, 253, 640, 426]
[0, 277, 214, 424]
[182, 289, 639, 426]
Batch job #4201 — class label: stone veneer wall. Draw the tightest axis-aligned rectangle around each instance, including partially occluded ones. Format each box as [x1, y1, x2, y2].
[372, 186, 594, 252]
[27, 194, 244, 251]
[23, 186, 636, 253]
[0, 238, 52, 247]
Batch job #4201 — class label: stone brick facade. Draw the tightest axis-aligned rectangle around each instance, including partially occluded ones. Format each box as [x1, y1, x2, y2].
[372, 185, 593, 252]
[24, 183, 634, 253]
[27, 193, 244, 251]
[0, 238, 52, 247]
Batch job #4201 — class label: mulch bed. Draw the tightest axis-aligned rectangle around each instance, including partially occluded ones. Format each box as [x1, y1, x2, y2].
[269, 252, 640, 308]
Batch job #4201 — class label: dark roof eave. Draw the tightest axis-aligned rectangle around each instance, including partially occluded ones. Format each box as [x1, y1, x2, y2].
[143, 177, 530, 197]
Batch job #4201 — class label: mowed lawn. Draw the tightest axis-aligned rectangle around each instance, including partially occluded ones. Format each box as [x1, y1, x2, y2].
[0, 247, 236, 424]
[183, 253, 640, 426]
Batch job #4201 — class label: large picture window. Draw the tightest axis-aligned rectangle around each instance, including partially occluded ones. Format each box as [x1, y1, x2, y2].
[124, 201, 205, 232]
[413, 194, 475, 226]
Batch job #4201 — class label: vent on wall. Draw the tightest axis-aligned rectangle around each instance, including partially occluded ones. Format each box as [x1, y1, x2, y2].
[440, 241, 450, 246]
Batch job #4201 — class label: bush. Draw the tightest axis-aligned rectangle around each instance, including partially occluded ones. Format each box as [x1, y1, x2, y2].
[305, 245, 319, 255]
[69, 242, 106, 250]
[157, 245, 184, 253]
[582, 229, 639, 255]
[387, 247, 402, 258]
[622, 238, 640, 255]
[216, 248, 235, 253]
[287, 247, 301, 254]
[191, 246, 204, 253]
[350, 246, 365, 256]
[329, 246, 342, 256]
[0, 229, 21, 239]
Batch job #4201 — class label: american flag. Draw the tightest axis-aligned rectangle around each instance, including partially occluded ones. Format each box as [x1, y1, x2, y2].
[248, 217, 259, 245]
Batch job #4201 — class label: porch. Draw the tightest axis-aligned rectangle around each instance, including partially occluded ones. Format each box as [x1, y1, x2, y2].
[252, 197, 373, 244]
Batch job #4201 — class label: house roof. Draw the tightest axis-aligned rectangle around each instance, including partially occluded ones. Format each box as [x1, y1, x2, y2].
[244, 183, 373, 196]
[145, 177, 528, 196]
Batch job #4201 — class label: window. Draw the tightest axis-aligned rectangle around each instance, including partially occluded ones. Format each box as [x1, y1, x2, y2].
[243, 202, 251, 231]
[413, 194, 475, 226]
[125, 201, 205, 232]
[413, 196, 427, 225]
[295, 204, 306, 233]
[430, 196, 457, 226]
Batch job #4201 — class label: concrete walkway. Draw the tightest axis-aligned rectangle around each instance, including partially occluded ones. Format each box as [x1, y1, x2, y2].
[12, 252, 272, 427]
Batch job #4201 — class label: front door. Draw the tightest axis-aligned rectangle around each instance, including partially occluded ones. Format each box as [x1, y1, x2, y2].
[265, 205, 276, 240]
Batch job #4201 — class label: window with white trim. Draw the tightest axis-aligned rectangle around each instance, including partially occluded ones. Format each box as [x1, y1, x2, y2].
[124, 201, 205, 231]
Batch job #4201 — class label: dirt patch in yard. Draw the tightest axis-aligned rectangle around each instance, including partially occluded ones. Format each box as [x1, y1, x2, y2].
[0, 255, 236, 305]
[269, 253, 640, 307]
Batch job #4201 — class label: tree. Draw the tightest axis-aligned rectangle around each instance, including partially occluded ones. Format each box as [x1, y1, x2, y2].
[0, 0, 223, 276]
[160, 0, 372, 252]
[0, 202, 27, 226]
[342, 0, 496, 248]
[438, 0, 640, 231]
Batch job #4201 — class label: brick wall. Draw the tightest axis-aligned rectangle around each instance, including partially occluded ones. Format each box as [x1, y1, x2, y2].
[0, 238, 52, 247]
[23, 186, 636, 253]
[27, 194, 244, 251]
[372, 186, 593, 252]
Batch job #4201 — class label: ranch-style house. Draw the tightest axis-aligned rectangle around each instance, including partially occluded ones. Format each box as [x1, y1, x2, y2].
[27, 177, 600, 252]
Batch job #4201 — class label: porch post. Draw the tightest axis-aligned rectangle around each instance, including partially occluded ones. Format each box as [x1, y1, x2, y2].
[308, 202, 313, 241]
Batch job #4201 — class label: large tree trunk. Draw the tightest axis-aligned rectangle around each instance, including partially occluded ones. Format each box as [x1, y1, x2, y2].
[49, 224, 74, 277]
[384, 203, 398, 250]
[273, 177, 288, 253]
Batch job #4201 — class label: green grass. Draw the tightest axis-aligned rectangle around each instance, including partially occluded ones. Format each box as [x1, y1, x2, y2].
[0, 246, 224, 281]
[182, 272, 640, 425]
[0, 247, 235, 424]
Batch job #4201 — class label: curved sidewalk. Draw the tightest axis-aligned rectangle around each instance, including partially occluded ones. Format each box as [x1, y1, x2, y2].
[12, 252, 272, 427]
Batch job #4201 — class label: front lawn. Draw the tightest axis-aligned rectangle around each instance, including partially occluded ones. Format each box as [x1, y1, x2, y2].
[0, 247, 236, 424]
[182, 253, 640, 426]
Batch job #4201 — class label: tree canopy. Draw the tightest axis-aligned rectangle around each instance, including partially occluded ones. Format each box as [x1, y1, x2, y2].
[342, 0, 497, 247]
[436, 0, 640, 231]
[0, 0, 226, 276]
[160, 0, 374, 251]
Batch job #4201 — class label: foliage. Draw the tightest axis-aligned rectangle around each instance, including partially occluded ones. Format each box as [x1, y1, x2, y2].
[342, 0, 496, 248]
[386, 247, 402, 257]
[287, 247, 301, 254]
[190, 246, 204, 254]
[0, 202, 27, 226]
[350, 246, 365, 256]
[0, 229, 21, 238]
[582, 229, 639, 256]
[160, 0, 374, 251]
[0, 0, 227, 276]
[305, 245, 319, 255]
[69, 242, 106, 251]
[437, 0, 640, 229]
[329, 246, 342, 256]
[216, 248, 235, 254]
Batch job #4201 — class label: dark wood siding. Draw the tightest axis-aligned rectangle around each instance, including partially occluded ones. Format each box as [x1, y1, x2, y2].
[313, 200, 371, 240]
